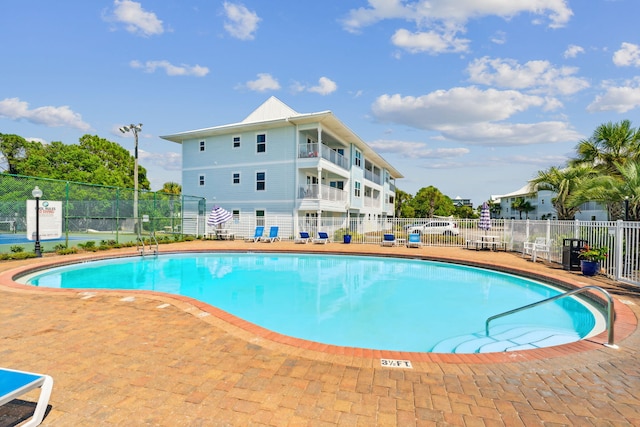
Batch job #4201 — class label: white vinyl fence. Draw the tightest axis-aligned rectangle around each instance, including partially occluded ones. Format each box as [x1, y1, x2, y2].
[204, 215, 640, 287]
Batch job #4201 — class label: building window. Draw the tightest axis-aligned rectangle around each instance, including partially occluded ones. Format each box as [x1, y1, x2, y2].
[198, 174, 205, 186]
[233, 136, 240, 148]
[256, 172, 266, 191]
[256, 210, 265, 226]
[354, 181, 361, 197]
[199, 141, 206, 152]
[354, 150, 362, 167]
[232, 172, 240, 184]
[232, 210, 240, 221]
[256, 133, 266, 153]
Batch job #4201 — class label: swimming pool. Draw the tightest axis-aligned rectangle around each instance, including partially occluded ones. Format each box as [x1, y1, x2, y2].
[23, 253, 605, 353]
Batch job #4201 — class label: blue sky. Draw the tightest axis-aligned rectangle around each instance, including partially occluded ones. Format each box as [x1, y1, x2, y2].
[2, 1, 640, 206]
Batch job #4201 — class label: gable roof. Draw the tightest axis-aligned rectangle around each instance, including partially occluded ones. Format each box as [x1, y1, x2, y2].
[241, 96, 299, 123]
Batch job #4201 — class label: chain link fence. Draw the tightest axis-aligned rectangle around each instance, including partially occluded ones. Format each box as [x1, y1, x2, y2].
[0, 173, 204, 252]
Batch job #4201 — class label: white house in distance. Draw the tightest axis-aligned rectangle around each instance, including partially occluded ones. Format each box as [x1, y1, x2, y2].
[492, 184, 608, 221]
[161, 97, 403, 229]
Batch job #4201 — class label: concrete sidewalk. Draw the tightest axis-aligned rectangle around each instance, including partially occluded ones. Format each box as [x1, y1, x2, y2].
[0, 241, 638, 426]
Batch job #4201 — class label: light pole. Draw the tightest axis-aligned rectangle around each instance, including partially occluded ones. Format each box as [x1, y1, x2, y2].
[32, 186, 43, 257]
[625, 196, 630, 221]
[119, 123, 143, 234]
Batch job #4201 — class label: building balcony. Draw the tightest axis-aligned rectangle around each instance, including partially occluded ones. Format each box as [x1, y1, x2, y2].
[363, 196, 380, 208]
[298, 143, 349, 170]
[364, 169, 381, 185]
[299, 183, 348, 203]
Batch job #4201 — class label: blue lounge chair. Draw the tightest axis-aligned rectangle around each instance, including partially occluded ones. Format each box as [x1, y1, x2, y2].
[260, 226, 281, 243]
[245, 226, 264, 242]
[313, 231, 330, 244]
[381, 233, 397, 246]
[295, 231, 311, 244]
[406, 233, 422, 248]
[0, 367, 53, 427]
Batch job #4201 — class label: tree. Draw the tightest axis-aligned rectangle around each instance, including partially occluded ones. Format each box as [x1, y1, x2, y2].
[410, 186, 454, 218]
[570, 120, 640, 173]
[162, 182, 182, 195]
[573, 161, 640, 220]
[1, 133, 150, 190]
[394, 188, 412, 217]
[529, 165, 597, 220]
[511, 197, 534, 219]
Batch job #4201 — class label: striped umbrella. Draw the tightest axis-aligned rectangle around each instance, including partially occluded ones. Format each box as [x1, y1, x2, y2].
[479, 202, 491, 231]
[207, 206, 232, 227]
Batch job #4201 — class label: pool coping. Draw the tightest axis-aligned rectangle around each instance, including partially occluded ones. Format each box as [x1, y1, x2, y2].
[0, 247, 636, 366]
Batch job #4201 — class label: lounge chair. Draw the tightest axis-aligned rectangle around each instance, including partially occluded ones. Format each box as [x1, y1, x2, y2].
[406, 233, 422, 248]
[313, 231, 330, 244]
[260, 226, 281, 243]
[0, 367, 53, 427]
[244, 226, 264, 242]
[295, 231, 311, 244]
[381, 233, 397, 246]
[523, 237, 551, 262]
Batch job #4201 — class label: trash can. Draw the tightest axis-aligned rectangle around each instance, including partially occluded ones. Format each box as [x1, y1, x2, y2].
[562, 238, 587, 271]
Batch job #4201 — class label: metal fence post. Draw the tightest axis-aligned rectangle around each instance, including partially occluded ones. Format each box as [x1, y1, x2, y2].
[615, 219, 624, 281]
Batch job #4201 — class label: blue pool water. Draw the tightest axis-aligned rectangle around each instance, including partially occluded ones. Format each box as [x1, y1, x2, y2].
[24, 253, 602, 353]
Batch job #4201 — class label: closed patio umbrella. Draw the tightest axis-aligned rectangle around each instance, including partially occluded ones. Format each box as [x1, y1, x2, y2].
[479, 202, 491, 232]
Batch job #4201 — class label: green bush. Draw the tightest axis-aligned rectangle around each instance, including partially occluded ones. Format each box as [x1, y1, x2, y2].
[56, 247, 78, 255]
[10, 245, 24, 253]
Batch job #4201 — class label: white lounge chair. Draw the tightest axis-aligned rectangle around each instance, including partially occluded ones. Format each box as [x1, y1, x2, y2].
[381, 233, 397, 246]
[313, 232, 330, 244]
[295, 231, 311, 244]
[523, 237, 552, 262]
[260, 226, 281, 243]
[0, 367, 53, 427]
[406, 233, 422, 248]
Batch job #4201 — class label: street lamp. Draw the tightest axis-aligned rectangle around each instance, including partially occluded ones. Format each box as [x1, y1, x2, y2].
[119, 123, 143, 234]
[32, 186, 43, 257]
[625, 196, 630, 221]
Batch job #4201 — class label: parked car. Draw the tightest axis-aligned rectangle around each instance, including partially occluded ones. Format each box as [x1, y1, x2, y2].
[407, 220, 459, 236]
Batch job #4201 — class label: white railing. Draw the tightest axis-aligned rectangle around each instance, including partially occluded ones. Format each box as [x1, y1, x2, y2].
[200, 216, 640, 287]
[298, 184, 347, 202]
[364, 169, 381, 185]
[363, 196, 380, 208]
[298, 143, 349, 170]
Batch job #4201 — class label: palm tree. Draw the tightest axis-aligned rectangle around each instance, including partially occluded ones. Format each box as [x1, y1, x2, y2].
[161, 182, 182, 195]
[570, 120, 640, 172]
[574, 161, 640, 220]
[511, 197, 533, 219]
[529, 165, 597, 219]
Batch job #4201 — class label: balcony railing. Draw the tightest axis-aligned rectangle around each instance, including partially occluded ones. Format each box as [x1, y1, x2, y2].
[364, 169, 381, 185]
[363, 196, 380, 208]
[299, 183, 347, 203]
[298, 143, 349, 170]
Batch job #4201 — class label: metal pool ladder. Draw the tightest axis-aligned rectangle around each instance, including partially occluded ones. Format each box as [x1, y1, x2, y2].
[485, 285, 617, 348]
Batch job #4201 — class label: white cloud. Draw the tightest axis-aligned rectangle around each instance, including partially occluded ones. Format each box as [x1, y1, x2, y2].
[110, 0, 164, 37]
[613, 42, 640, 67]
[368, 139, 469, 158]
[491, 31, 507, 45]
[372, 87, 545, 128]
[438, 121, 582, 146]
[0, 98, 91, 131]
[292, 77, 338, 95]
[466, 57, 589, 96]
[130, 60, 209, 77]
[587, 79, 640, 113]
[391, 28, 469, 54]
[139, 150, 181, 171]
[243, 73, 280, 92]
[563, 44, 584, 59]
[342, 0, 572, 53]
[223, 2, 261, 40]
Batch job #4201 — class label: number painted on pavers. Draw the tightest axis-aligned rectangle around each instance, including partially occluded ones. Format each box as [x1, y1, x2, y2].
[380, 359, 413, 369]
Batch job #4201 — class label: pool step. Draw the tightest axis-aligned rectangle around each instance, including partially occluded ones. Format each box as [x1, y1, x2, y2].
[430, 325, 581, 354]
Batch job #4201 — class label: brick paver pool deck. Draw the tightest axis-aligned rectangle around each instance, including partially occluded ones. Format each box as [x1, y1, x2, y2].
[0, 240, 638, 426]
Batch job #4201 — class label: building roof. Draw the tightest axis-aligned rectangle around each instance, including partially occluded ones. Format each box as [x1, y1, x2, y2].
[160, 97, 404, 179]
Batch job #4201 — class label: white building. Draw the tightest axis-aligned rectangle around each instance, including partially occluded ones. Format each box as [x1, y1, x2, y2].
[492, 184, 608, 221]
[161, 97, 403, 227]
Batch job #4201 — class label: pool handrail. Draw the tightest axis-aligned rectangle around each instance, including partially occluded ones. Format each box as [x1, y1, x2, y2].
[485, 285, 616, 348]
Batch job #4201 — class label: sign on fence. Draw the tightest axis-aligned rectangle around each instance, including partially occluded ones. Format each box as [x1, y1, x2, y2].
[26, 200, 62, 240]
